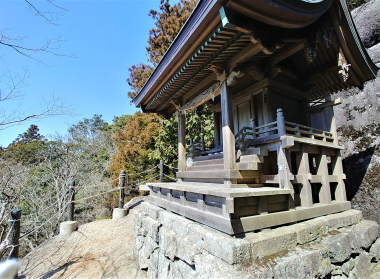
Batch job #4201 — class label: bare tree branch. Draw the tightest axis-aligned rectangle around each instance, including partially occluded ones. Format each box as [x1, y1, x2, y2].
[0, 0, 66, 59]
[23, 0, 58, 25]
[0, 33, 64, 59]
[0, 72, 66, 129]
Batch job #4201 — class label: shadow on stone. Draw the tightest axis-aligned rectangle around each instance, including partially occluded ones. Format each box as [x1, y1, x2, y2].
[343, 146, 375, 200]
[40, 261, 76, 279]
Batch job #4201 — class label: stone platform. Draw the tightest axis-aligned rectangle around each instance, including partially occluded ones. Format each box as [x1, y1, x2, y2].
[133, 202, 380, 279]
[147, 182, 351, 234]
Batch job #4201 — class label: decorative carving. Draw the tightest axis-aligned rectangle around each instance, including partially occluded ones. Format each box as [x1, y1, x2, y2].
[338, 49, 351, 82]
[180, 82, 222, 112]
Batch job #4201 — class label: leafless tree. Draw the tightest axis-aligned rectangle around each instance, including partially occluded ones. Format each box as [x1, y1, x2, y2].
[0, 160, 29, 258]
[0, 131, 114, 259]
[0, 0, 66, 58]
[0, 0, 67, 130]
[0, 71, 65, 130]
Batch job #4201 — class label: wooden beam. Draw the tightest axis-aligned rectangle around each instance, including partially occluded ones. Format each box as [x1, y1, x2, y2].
[270, 80, 307, 101]
[309, 98, 342, 112]
[228, 43, 263, 72]
[242, 64, 266, 81]
[181, 74, 217, 104]
[316, 152, 332, 204]
[177, 111, 186, 173]
[296, 149, 313, 207]
[267, 41, 306, 66]
[221, 80, 237, 184]
[233, 79, 269, 101]
[180, 82, 221, 111]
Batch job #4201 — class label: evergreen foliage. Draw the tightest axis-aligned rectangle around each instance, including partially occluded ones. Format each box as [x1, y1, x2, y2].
[126, 0, 197, 99]
[115, 0, 214, 181]
[347, 0, 369, 10]
[2, 125, 46, 165]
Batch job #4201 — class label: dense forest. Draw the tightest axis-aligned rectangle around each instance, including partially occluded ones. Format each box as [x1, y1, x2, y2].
[0, 0, 378, 260]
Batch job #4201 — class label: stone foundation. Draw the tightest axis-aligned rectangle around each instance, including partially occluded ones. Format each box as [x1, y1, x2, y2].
[133, 202, 380, 279]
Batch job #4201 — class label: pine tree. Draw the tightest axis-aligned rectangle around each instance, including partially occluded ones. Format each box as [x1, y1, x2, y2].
[127, 0, 197, 99]
[13, 124, 44, 145]
[4, 125, 46, 164]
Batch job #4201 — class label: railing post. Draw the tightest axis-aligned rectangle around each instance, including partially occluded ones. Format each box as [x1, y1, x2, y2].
[68, 181, 76, 221]
[250, 118, 256, 138]
[276, 108, 286, 136]
[118, 170, 126, 209]
[159, 160, 164, 182]
[9, 209, 21, 260]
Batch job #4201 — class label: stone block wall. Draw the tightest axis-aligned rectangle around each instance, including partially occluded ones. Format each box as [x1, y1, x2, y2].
[133, 202, 380, 279]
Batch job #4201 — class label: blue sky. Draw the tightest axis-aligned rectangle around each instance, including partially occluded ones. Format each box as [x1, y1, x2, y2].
[0, 0, 157, 146]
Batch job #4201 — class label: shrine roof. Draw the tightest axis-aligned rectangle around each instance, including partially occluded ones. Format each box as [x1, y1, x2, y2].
[133, 0, 378, 115]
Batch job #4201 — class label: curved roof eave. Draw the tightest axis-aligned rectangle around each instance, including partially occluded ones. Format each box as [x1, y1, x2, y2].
[132, 0, 378, 111]
[132, 0, 333, 109]
[132, 0, 221, 108]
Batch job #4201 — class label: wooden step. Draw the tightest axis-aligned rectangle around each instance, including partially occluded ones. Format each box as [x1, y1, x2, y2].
[239, 154, 263, 163]
[188, 164, 224, 171]
[242, 147, 268, 157]
[237, 161, 260, 171]
[177, 169, 260, 180]
[193, 153, 223, 162]
[192, 158, 224, 166]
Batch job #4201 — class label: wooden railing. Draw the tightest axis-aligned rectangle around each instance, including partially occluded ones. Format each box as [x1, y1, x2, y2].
[285, 121, 334, 143]
[188, 140, 222, 158]
[235, 108, 336, 149]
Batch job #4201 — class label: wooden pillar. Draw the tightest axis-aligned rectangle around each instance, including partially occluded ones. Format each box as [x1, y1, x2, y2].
[296, 149, 313, 207]
[257, 196, 268, 215]
[178, 111, 187, 172]
[276, 108, 286, 136]
[9, 209, 21, 260]
[330, 115, 339, 145]
[262, 90, 271, 135]
[277, 146, 293, 190]
[213, 111, 221, 147]
[221, 80, 236, 176]
[159, 160, 164, 182]
[118, 171, 126, 209]
[68, 181, 76, 221]
[325, 97, 339, 145]
[332, 152, 347, 201]
[316, 151, 332, 204]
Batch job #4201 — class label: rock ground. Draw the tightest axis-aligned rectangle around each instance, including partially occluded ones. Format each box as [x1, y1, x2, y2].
[20, 215, 146, 279]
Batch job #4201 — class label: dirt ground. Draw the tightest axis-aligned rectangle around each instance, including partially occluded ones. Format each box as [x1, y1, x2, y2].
[20, 214, 146, 279]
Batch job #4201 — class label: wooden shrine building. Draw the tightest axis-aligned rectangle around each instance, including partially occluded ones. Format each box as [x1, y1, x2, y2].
[133, 0, 378, 235]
